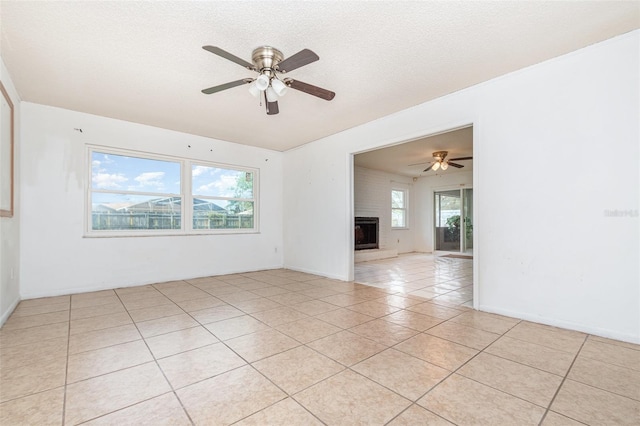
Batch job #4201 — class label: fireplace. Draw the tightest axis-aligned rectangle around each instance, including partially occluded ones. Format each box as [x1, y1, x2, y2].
[355, 217, 379, 250]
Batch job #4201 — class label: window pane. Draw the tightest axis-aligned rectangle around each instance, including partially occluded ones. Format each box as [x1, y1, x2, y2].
[91, 193, 181, 230]
[437, 191, 461, 227]
[193, 199, 254, 230]
[391, 190, 404, 208]
[192, 165, 253, 198]
[392, 209, 405, 227]
[92, 152, 180, 194]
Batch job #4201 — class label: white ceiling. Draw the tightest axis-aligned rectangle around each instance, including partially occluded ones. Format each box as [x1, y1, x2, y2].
[1, 1, 638, 152]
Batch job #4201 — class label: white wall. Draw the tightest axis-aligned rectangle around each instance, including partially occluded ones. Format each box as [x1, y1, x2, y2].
[19, 103, 284, 298]
[354, 166, 415, 253]
[284, 31, 640, 343]
[0, 58, 21, 325]
[414, 170, 473, 252]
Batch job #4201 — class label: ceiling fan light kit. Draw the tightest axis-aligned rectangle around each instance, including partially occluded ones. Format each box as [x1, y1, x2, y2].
[201, 45, 335, 115]
[253, 74, 270, 91]
[271, 78, 288, 96]
[422, 151, 472, 172]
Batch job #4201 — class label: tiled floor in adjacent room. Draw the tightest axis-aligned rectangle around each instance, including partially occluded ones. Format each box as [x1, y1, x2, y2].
[1, 253, 638, 425]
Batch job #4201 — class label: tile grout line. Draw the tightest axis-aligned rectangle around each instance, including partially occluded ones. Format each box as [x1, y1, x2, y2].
[452, 320, 593, 379]
[241, 363, 330, 426]
[61, 295, 72, 426]
[112, 289, 197, 426]
[383, 403, 455, 426]
[156, 279, 315, 420]
[416, 320, 588, 418]
[388, 318, 524, 424]
[564, 337, 640, 402]
[485, 328, 583, 356]
[352, 265, 475, 422]
[125, 280, 232, 422]
[231, 262, 463, 423]
[7, 258, 636, 425]
[166, 277, 331, 425]
[287, 308, 480, 424]
[164, 275, 409, 423]
[537, 333, 589, 426]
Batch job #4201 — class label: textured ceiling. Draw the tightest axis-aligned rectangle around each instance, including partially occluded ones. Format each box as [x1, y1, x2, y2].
[1, 1, 638, 151]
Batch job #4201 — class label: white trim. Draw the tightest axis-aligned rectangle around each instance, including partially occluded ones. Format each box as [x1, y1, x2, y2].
[0, 296, 20, 327]
[286, 265, 347, 282]
[18, 264, 286, 300]
[347, 153, 355, 281]
[479, 304, 640, 345]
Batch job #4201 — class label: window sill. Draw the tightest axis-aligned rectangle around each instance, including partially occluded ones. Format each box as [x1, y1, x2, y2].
[84, 230, 260, 238]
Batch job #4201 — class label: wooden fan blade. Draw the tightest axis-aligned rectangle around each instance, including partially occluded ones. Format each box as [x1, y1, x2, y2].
[276, 49, 319, 73]
[201, 79, 249, 94]
[423, 164, 434, 172]
[408, 161, 430, 166]
[266, 100, 279, 115]
[448, 162, 464, 168]
[449, 156, 473, 161]
[202, 46, 256, 70]
[286, 79, 335, 100]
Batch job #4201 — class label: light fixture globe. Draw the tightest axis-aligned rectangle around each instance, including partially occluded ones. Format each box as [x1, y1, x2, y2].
[271, 78, 288, 96]
[441, 161, 449, 170]
[255, 74, 270, 91]
[432, 162, 441, 171]
[248, 81, 261, 98]
[265, 86, 278, 102]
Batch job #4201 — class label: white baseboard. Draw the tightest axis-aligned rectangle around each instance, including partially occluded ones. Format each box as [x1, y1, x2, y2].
[283, 265, 348, 281]
[355, 248, 398, 263]
[479, 304, 640, 345]
[20, 264, 286, 300]
[0, 296, 20, 327]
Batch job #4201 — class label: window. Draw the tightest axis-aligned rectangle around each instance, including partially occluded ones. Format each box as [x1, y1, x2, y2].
[191, 164, 255, 230]
[88, 147, 258, 235]
[391, 189, 407, 228]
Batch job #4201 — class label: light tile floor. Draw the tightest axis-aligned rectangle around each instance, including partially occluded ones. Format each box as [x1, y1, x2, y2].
[1, 253, 638, 425]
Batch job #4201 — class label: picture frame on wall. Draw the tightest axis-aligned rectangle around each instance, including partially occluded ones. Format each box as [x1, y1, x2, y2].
[0, 81, 14, 217]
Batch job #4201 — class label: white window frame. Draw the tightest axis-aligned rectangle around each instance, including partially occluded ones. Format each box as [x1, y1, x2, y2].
[391, 188, 408, 229]
[85, 145, 259, 237]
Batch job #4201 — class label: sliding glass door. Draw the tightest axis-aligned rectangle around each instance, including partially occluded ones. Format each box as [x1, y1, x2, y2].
[463, 188, 473, 253]
[434, 188, 473, 253]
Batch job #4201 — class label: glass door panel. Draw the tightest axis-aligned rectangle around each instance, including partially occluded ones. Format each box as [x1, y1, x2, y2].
[463, 188, 473, 254]
[434, 190, 461, 252]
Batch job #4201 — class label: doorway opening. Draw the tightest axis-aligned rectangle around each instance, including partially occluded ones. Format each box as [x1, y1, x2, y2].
[352, 124, 475, 309]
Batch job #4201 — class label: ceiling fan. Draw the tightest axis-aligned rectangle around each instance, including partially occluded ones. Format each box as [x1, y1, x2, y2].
[414, 151, 472, 172]
[201, 45, 335, 115]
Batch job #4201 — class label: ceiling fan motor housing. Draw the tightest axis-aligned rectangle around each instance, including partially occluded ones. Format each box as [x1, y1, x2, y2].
[251, 46, 283, 74]
[432, 151, 448, 161]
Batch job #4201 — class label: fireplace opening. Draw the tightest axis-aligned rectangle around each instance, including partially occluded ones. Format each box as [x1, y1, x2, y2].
[355, 217, 379, 250]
